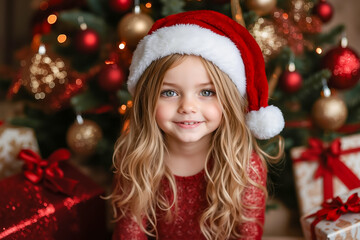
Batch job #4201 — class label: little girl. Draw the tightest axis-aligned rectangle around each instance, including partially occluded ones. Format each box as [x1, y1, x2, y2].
[110, 10, 284, 240]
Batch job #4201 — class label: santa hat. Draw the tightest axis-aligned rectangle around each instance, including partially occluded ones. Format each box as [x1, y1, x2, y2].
[127, 10, 284, 140]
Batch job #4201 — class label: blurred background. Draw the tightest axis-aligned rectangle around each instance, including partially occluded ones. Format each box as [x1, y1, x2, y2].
[1, 0, 360, 66]
[1, 0, 360, 239]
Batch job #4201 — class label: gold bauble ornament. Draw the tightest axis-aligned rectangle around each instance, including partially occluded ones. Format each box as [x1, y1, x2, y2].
[311, 95, 348, 131]
[117, 12, 154, 50]
[248, 18, 287, 62]
[66, 119, 103, 156]
[245, 0, 277, 16]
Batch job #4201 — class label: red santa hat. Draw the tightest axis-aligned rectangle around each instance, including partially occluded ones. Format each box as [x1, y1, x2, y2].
[127, 10, 284, 140]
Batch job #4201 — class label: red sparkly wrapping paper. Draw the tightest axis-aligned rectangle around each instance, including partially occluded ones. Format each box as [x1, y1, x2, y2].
[0, 162, 107, 240]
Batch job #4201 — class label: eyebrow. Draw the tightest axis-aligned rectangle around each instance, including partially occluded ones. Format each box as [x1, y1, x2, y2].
[162, 82, 214, 87]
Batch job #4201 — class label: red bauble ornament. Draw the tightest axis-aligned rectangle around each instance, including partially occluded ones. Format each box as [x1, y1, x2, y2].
[313, 0, 333, 23]
[109, 0, 133, 13]
[75, 29, 100, 54]
[323, 46, 360, 90]
[98, 63, 126, 92]
[280, 70, 303, 93]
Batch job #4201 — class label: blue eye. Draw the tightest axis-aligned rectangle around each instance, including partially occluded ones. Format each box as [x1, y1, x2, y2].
[161, 90, 178, 97]
[200, 90, 215, 97]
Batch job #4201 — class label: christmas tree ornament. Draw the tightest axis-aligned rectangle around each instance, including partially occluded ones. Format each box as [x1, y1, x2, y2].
[21, 44, 68, 100]
[290, 0, 322, 34]
[291, 0, 314, 17]
[272, 9, 305, 55]
[46, 71, 87, 111]
[109, 0, 133, 13]
[66, 115, 103, 157]
[245, 0, 277, 16]
[39, 65, 100, 112]
[323, 36, 360, 90]
[98, 62, 126, 92]
[311, 81, 348, 131]
[117, 4, 154, 50]
[280, 62, 303, 93]
[312, 95, 348, 131]
[75, 28, 100, 54]
[41, 65, 100, 112]
[313, 0, 333, 23]
[248, 18, 287, 62]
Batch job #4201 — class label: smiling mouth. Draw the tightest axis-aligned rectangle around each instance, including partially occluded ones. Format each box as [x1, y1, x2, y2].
[179, 121, 200, 125]
[174, 121, 203, 128]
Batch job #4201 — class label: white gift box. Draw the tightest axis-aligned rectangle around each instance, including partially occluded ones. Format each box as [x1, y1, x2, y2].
[291, 134, 360, 215]
[301, 188, 360, 240]
[0, 124, 39, 179]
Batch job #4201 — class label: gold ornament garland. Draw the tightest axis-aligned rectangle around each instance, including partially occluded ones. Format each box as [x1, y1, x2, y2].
[268, 65, 283, 97]
[231, 0, 245, 27]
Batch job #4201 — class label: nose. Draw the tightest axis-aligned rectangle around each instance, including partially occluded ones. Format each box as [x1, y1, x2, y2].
[178, 95, 197, 114]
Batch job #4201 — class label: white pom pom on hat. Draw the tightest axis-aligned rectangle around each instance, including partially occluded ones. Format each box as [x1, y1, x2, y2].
[127, 10, 284, 140]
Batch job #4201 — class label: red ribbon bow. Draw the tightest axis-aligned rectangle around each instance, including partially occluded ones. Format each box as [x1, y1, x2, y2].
[294, 138, 360, 200]
[307, 193, 360, 240]
[18, 149, 78, 195]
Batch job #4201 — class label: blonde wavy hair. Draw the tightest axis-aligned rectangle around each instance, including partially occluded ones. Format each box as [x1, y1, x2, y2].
[109, 54, 283, 239]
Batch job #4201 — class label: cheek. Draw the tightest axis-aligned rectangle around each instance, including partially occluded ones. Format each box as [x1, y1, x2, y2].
[207, 103, 223, 124]
[155, 103, 170, 127]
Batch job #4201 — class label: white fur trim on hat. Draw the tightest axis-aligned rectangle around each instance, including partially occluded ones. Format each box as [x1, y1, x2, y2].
[245, 105, 285, 140]
[128, 24, 246, 96]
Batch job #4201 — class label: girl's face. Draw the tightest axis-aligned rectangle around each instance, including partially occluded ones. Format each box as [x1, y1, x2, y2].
[155, 55, 222, 147]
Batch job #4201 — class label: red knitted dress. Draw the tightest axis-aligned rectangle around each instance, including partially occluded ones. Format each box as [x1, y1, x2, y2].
[113, 155, 267, 240]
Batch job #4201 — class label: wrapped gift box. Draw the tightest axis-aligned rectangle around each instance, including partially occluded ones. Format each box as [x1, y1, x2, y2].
[301, 188, 360, 240]
[0, 124, 39, 179]
[0, 162, 107, 240]
[291, 134, 360, 215]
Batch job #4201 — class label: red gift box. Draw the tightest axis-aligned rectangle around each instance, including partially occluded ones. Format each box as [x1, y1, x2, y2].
[0, 161, 107, 240]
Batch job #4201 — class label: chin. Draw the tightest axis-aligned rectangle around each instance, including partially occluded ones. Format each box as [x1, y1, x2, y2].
[177, 135, 209, 144]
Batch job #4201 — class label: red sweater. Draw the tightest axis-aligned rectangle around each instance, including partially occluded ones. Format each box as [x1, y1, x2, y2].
[113, 155, 266, 240]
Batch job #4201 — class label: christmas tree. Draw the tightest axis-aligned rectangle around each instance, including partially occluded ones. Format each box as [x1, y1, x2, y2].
[2, 0, 360, 237]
